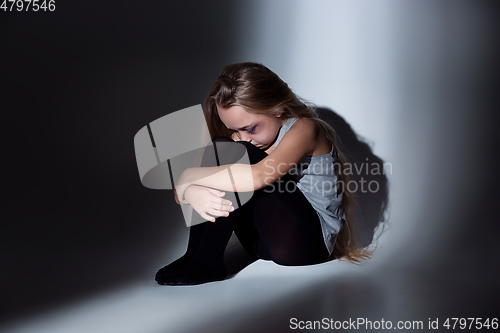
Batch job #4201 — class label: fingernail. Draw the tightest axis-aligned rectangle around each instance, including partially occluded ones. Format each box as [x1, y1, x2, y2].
[230, 207, 234, 211]
[225, 212, 229, 216]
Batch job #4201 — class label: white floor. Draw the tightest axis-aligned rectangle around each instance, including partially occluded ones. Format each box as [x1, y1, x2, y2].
[1, 227, 496, 333]
[0, 259, 366, 333]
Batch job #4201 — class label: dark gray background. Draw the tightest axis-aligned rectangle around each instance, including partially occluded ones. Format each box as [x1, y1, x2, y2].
[0, 0, 241, 322]
[0, 0, 498, 331]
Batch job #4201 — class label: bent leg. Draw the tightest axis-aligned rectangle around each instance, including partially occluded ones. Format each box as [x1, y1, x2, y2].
[157, 137, 328, 285]
[156, 137, 266, 285]
[253, 176, 329, 266]
[216, 139, 329, 266]
[155, 137, 254, 281]
[212, 138, 329, 266]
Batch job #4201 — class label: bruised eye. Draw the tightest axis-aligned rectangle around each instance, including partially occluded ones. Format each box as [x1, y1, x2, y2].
[246, 126, 256, 134]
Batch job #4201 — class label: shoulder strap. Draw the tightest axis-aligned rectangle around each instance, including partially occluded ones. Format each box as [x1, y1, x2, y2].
[274, 118, 299, 148]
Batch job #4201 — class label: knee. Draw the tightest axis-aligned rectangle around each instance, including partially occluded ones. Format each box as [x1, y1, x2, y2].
[199, 137, 236, 167]
[212, 136, 235, 143]
[232, 141, 267, 164]
[212, 138, 266, 165]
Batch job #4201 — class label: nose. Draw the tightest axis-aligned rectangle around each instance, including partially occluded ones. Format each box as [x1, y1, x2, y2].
[239, 132, 252, 142]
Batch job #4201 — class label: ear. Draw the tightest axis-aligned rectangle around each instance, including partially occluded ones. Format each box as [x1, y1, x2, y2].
[275, 109, 283, 117]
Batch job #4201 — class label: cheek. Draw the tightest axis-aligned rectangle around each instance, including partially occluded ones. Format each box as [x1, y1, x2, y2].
[259, 128, 276, 142]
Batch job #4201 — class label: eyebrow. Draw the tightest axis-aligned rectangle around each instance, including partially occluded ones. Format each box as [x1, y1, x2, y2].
[227, 123, 256, 131]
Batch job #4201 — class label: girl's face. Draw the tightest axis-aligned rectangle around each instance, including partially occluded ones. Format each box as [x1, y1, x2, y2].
[217, 105, 284, 149]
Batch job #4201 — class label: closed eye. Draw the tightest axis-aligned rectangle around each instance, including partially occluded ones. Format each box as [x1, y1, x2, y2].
[246, 126, 256, 134]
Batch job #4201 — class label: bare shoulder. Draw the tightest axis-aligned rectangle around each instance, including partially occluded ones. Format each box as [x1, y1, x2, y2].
[286, 118, 330, 156]
[290, 118, 319, 136]
[287, 118, 322, 144]
[277, 118, 318, 155]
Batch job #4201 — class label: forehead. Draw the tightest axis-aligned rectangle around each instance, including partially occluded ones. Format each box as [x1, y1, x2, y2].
[217, 105, 265, 129]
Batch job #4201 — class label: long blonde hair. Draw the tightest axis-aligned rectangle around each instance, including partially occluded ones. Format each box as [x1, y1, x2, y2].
[203, 62, 369, 263]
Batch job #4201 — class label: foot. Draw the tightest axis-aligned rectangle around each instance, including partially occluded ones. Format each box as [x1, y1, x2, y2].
[157, 262, 227, 286]
[154, 255, 191, 281]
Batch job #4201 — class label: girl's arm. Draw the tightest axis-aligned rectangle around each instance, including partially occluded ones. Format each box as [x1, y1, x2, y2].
[175, 119, 318, 201]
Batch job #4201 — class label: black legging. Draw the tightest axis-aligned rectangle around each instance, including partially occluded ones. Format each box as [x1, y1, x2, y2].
[155, 137, 329, 285]
[203, 136, 329, 266]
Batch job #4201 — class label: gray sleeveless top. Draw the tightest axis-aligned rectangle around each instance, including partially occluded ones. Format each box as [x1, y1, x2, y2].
[274, 118, 345, 255]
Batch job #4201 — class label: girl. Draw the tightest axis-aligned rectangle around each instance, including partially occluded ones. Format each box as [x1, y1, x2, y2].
[155, 62, 368, 286]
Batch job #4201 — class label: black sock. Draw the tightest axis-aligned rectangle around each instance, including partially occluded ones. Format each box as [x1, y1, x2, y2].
[155, 222, 207, 281]
[157, 210, 242, 285]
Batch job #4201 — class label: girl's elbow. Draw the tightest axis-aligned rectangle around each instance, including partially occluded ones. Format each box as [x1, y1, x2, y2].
[253, 178, 266, 191]
[251, 169, 264, 190]
[253, 172, 277, 191]
[251, 165, 279, 191]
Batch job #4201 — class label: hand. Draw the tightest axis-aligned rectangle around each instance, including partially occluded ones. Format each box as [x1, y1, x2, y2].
[183, 185, 235, 222]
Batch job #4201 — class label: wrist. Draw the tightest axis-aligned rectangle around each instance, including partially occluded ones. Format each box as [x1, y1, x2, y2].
[181, 183, 199, 202]
[182, 184, 194, 200]
[177, 169, 195, 198]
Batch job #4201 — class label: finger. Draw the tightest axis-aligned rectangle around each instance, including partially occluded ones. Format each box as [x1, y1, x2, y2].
[221, 200, 235, 211]
[213, 202, 234, 212]
[207, 207, 230, 217]
[221, 199, 232, 206]
[200, 212, 216, 223]
[210, 197, 232, 206]
[207, 188, 225, 197]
